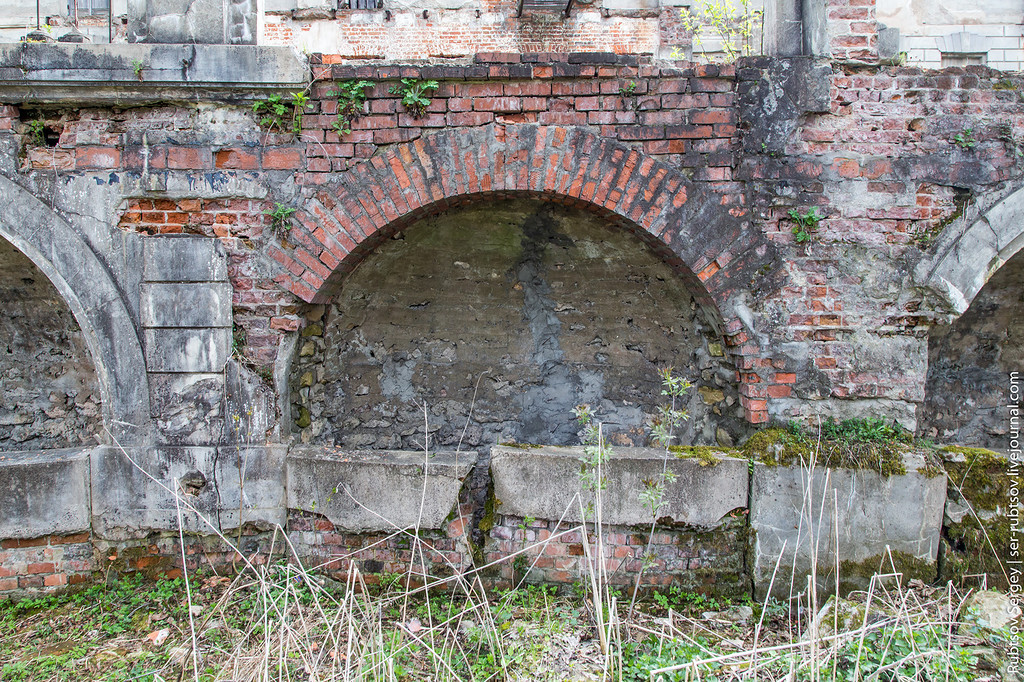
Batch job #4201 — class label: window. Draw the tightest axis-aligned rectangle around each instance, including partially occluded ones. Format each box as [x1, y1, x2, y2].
[941, 52, 988, 68]
[69, 0, 110, 16]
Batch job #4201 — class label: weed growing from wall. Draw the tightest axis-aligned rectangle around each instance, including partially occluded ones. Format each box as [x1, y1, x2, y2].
[253, 91, 309, 136]
[328, 79, 374, 136]
[389, 78, 439, 118]
[789, 207, 822, 243]
[264, 202, 296, 233]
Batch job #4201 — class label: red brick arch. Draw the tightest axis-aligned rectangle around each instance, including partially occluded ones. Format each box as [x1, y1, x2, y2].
[269, 123, 782, 422]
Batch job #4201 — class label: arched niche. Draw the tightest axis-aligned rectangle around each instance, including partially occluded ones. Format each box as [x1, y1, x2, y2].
[919, 248, 1024, 449]
[0, 237, 103, 451]
[289, 198, 747, 450]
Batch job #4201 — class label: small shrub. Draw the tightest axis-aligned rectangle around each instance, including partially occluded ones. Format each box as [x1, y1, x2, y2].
[389, 78, 439, 118]
[328, 79, 374, 136]
[789, 207, 822, 243]
[264, 202, 296, 233]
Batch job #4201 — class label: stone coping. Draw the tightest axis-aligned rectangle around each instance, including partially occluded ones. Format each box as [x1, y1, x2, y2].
[287, 447, 477, 533]
[490, 444, 748, 528]
[0, 43, 309, 105]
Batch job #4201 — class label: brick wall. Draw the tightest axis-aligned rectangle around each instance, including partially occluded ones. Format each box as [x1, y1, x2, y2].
[12, 54, 1024, 427]
[0, 533, 95, 594]
[484, 514, 749, 595]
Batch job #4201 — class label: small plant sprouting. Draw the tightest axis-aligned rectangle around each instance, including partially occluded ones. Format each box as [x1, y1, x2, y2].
[618, 80, 640, 110]
[328, 79, 374, 136]
[253, 91, 310, 137]
[265, 202, 296, 233]
[131, 58, 145, 81]
[389, 78, 439, 118]
[789, 207, 823, 243]
[26, 119, 45, 146]
[953, 128, 977, 150]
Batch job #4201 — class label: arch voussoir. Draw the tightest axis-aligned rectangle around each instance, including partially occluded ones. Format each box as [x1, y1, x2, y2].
[272, 123, 782, 422]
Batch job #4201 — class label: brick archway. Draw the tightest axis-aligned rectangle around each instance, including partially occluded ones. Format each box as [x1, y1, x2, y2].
[270, 123, 782, 422]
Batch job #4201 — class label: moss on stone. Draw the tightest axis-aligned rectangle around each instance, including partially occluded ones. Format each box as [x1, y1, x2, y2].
[941, 446, 1009, 512]
[741, 428, 811, 467]
[936, 447, 1012, 589]
[498, 442, 545, 450]
[669, 445, 732, 466]
[740, 427, 909, 476]
[838, 550, 934, 583]
[295, 406, 311, 428]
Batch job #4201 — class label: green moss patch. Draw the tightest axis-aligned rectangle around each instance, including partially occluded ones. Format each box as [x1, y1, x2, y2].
[668, 445, 730, 466]
[941, 446, 1010, 512]
[741, 425, 909, 476]
[939, 447, 1013, 589]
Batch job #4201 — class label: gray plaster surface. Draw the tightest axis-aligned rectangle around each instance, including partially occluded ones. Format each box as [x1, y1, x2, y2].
[491, 445, 749, 528]
[749, 452, 947, 598]
[287, 447, 477, 532]
[0, 448, 92, 539]
[141, 282, 233, 328]
[90, 444, 286, 539]
[144, 328, 231, 373]
[143, 236, 229, 283]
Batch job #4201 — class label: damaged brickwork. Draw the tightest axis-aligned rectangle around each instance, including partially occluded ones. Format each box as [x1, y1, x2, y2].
[0, 10, 1023, 596]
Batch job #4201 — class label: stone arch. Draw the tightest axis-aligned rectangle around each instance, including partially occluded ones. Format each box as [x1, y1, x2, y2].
[270, 124, 783, 422]
[915, 183, 1024, 317]
[0, 175, 150, 443]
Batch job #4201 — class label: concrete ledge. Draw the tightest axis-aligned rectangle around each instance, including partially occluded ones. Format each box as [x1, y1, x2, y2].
[0, 43, 309, 105]
[90, 445, 287, 540]
[0, 448, 92, 539]
[287, 447, 477, 532]
[749, 451, 947, 598]
[490, 445, 748, 528]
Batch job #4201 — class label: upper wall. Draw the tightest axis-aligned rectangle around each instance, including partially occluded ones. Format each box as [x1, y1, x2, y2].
[878, 0, 1024, 70]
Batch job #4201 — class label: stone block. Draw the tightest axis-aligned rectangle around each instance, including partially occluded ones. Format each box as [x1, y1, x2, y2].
[490, 445, 748, 528]
[143, 235, 227, 283]
[144, 328, 231, 373]
[90, 444, 287, 539]
[749, 452, 946, 598]
[141, 282, 233, 328]
[286, 447, 477, 532]
[0, 448, 92, 539]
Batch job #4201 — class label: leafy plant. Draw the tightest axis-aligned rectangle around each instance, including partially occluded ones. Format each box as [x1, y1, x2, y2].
[253, 91, 310, 136]
[264, 202, 296, 233]
[953, 128, 977, 149]
[789, 207, 823, 243]
[131, 58, 145, 80]
[619, 80, 639, 109]
[674, 0, 762, 63]
[328, 79, 375, 136]
[389, 78, 439, 118]
[25, 119, 45, 146]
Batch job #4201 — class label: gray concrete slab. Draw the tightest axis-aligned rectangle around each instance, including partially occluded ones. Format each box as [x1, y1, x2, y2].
[490, 445, 749, 528]
[0, 448, 92, 539]
[287, 447, 477, 532]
